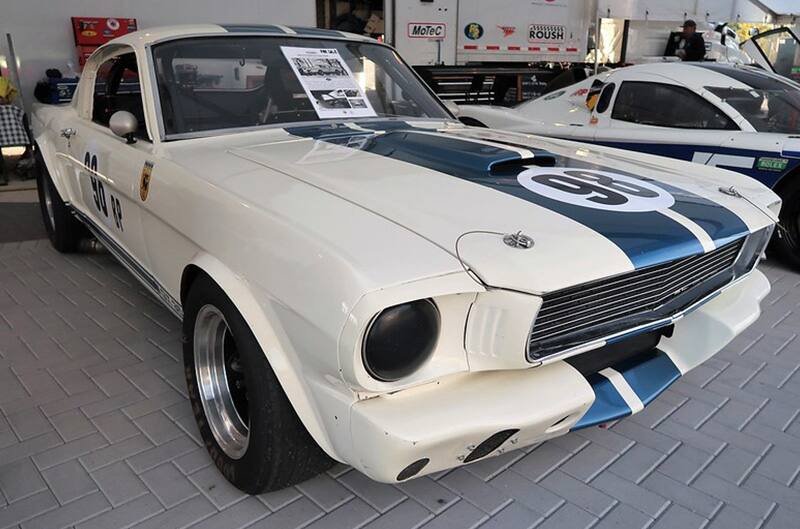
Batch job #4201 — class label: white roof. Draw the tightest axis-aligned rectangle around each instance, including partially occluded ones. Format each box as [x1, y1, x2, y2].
[100, 24, 374, 51]
[601, 62, 793, 91]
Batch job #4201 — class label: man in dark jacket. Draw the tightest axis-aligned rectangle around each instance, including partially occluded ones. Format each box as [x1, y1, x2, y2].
[676, 20, 706, 61]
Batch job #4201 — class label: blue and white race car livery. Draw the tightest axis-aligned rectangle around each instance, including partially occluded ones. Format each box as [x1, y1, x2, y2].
[32, 26, 778, 492]
[456, 62, 800, 264]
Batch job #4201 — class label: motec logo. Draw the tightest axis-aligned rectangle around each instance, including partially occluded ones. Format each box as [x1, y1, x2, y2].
[408, 23, 447, 39]
[528, 24, 566, 43]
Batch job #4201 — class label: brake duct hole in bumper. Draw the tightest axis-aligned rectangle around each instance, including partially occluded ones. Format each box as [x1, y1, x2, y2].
[395, 428, 521, 481]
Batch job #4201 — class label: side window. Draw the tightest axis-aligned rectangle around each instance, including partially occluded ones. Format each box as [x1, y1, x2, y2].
[595, 83, 615, 114]
[611, 81, 738, 130]
[92, 53, 148, 139]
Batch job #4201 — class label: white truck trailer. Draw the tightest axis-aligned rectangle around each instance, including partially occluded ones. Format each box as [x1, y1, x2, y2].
[378, 0, 594, 104]
[388, 0, 593, 66]
[378, 0, 762, 104]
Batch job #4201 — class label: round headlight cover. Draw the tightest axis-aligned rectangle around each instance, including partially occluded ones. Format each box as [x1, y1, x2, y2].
[362, 299, 440, 382]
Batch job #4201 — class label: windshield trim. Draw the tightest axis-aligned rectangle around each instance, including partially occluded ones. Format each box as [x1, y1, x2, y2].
[146, 34, 455, 141]
[162, 116, 458, 141]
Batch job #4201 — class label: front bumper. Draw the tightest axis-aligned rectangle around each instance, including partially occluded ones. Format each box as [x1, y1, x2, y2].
[347, 269, 770, 483]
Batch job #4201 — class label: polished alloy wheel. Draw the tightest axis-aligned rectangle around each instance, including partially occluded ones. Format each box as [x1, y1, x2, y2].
[194, 304, 250, 459]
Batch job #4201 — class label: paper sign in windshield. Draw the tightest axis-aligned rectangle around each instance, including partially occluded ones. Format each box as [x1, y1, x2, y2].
[281, 46, 377, 119]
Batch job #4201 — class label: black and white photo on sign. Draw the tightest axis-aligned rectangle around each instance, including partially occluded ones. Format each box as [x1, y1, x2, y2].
[311, 89, 351, 109]
[281, 46, 377, 119]
[291, 57, 347, 77]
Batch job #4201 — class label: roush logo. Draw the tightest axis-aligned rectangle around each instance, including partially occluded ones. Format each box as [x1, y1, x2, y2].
[528, 24, 565, 43]
[408, 23, 446, 39]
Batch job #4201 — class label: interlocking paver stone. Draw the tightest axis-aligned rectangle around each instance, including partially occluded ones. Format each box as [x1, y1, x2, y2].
[1, 235, 799, 529]
[0, 458, 47, 503]
[535, 502, 596, 529]
[41, 460, 97, 505]
[140, 463, 199, 508]
[20, 490, 110, 529]
[649, 504, 707, 529]
[338, 469, 406, 513]
[250, 497, 323, 529]
[90, 460, 148, 507]
[539, 470, 616, 517]
[0, 490, 58, 529]
[588, 471, 669, 518]
[184, 496, 270, 529]
[75, 493, 163, 529]
[705, 504, 763, 529]
[476, 501, 542, 529]
[48, 409, 95, 442]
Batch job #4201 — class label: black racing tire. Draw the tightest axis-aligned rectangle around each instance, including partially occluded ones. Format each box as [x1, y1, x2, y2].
[183, 274, 334, 493]
[771, 179, 800, 269]
[34, 146, 86, 252]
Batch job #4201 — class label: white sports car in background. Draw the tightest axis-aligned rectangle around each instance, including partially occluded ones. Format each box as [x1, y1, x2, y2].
[457, 62, 800, 265]
[31, 25, 778, 493]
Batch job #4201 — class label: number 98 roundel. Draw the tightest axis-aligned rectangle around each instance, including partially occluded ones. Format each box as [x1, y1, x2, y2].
[517, 168, 675, 212]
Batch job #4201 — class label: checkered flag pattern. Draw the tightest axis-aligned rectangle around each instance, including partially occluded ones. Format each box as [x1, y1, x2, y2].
[0, 104, 30, 147]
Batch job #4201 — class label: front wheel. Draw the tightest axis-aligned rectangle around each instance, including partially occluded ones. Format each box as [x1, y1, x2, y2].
[771, 180, 800, 269]
[183, 275, 333, 493]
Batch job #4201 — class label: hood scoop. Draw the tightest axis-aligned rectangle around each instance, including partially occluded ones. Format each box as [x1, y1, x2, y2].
[489, 155, 556, 175]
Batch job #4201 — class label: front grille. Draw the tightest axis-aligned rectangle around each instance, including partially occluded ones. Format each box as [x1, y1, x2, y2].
[528, 238, 744, 361]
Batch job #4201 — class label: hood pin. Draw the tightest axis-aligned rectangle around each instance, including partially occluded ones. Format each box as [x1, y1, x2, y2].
[503, 231, 535, 249]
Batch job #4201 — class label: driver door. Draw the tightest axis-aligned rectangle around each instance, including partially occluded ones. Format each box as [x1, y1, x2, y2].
[66, 48, 156, 274]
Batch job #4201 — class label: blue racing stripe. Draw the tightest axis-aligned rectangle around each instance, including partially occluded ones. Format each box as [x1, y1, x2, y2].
[571, 349, 681, 430]
[571, 373, 631, 430]
[285, 123, 710, 268]
[645, 180, 749, 249]
[614, 350, 681, 407]
[451, 133, 751, 251]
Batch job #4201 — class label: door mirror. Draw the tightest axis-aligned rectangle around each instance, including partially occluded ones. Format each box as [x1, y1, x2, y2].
[109, 111, 138, 144]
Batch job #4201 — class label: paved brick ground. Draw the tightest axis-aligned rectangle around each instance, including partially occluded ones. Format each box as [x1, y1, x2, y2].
[0, 239, 799, 529]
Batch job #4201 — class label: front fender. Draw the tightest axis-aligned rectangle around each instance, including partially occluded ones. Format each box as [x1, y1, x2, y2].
[34, 132, 74, 203]
[185, 252, 343, 461]
[31, 106, 75, 203]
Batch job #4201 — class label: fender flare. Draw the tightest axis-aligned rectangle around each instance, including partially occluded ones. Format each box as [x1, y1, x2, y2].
[772, 165, 800, 197]
[34, 133, 73, 203]
[182, 253, 341, 461]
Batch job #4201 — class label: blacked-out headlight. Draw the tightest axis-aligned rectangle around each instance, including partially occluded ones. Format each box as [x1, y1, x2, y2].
[734, 226, 774, 277]
[362, 299, 440, 382]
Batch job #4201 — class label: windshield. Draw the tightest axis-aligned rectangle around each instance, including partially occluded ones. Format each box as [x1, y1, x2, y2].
[750, 29, 800, 82]
[152, 36, 449, 136]
[706, 85, 800, 133]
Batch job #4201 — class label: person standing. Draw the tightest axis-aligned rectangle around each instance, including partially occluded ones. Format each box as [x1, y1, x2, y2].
[675, 20, 706, 62]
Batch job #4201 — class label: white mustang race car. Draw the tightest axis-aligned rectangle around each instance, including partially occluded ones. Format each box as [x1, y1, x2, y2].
[32, 25, 779, 493]
[457, 62, 800, 265]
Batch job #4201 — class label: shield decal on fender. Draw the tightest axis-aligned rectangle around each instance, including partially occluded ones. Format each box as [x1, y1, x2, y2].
[139, 161, 153, 201]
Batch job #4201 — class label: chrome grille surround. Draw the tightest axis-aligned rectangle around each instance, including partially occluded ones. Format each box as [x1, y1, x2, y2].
[528, 238, 746, 362]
